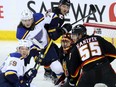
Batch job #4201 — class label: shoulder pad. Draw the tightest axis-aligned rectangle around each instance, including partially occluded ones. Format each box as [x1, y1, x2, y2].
[10, 52, 22, 59]
[16, 27, 29, 39]
[33, 13, 44, 22]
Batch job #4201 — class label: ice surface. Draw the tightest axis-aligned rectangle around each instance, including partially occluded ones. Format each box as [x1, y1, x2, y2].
[0, 41, 115, 87]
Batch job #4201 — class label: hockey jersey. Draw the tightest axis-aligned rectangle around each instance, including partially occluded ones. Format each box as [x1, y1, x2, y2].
[69, 35, 116, 85]
[16, 13, 50, 49]
[0, 52, 25, 77]
[17, 9, 64, 49]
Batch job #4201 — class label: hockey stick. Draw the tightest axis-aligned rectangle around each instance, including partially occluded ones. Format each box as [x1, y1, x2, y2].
[54, 73, 65, 85]
[25, 40, 53, 86]
[71, 4, 96, 26]
[35, 39, 53, 70]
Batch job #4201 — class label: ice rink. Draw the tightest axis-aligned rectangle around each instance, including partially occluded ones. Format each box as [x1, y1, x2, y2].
[0, 41, 116, 87]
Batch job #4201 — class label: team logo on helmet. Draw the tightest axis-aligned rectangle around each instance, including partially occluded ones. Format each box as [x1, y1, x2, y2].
[21, 9, 33, 20]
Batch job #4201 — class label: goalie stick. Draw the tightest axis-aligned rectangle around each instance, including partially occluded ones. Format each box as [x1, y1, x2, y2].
[71, 4, 96, 26]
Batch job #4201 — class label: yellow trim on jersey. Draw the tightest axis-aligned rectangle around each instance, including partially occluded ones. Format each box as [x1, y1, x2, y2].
[48, 29, 56, 32]
[82, 56, 104, 67]
[22, 31, 29, 39]
[105, 54, 116, 58]
[53, 15, 58, 19]
[43, 40, 53, 58]
[35, 17, 44, 25]
[71, 66, 81, 78]
[5, 71, 16, 76]
[31, 46, 41, 51]
[34, 56, 38, 62]
[20, 56, 24, 60]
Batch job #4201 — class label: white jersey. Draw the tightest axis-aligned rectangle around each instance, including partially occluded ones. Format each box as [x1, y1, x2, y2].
[24, 12, 54, 49]
[25, 22, 49, 49]
[0, 52, 25, 77]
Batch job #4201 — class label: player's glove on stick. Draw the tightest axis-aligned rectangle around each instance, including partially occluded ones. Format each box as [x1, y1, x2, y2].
[23, 68, 37, 83]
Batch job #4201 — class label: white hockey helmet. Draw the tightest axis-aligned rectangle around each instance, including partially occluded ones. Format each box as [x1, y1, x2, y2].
[17, 40, 31, 48]
[21, 9, 33, 20]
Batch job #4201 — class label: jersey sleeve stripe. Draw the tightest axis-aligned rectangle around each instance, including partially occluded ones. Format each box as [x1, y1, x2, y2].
[22, 31, 29, 39]
[105, 54, 116, 58]
[48, 28, 56, 32]
[81, 56, 105, 67]
[71, 66, 81, 78]
[35, 17, 44, 25]
[5, 71, 17, 76]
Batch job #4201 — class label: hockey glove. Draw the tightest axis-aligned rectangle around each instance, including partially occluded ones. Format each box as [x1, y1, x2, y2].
[62, 23, 72, 34]
[34, 51, 44, 64]
[15, 77, 28, 87]
[23, 68, 37, 84]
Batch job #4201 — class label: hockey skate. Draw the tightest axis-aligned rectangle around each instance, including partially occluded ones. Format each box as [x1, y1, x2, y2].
[44, 71, 52, 80]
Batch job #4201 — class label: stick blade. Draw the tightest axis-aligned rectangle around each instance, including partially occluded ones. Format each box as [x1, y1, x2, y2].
[90, 4, 96, 13]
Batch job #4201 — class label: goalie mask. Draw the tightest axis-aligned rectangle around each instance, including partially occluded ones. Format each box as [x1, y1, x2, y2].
[61, 33, 73, 52]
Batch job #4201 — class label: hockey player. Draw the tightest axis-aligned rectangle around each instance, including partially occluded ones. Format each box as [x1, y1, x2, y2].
[55, 33, 81, 87]
[0, 40, 37, 87]
[43, 0, 72, 80]
[68, 24, 116, 87]
[16, 0, 72, 81]
[58, 33, 76, 87]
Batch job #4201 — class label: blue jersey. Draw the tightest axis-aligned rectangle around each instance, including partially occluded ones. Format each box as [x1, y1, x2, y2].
[44, 7, 65, 40]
